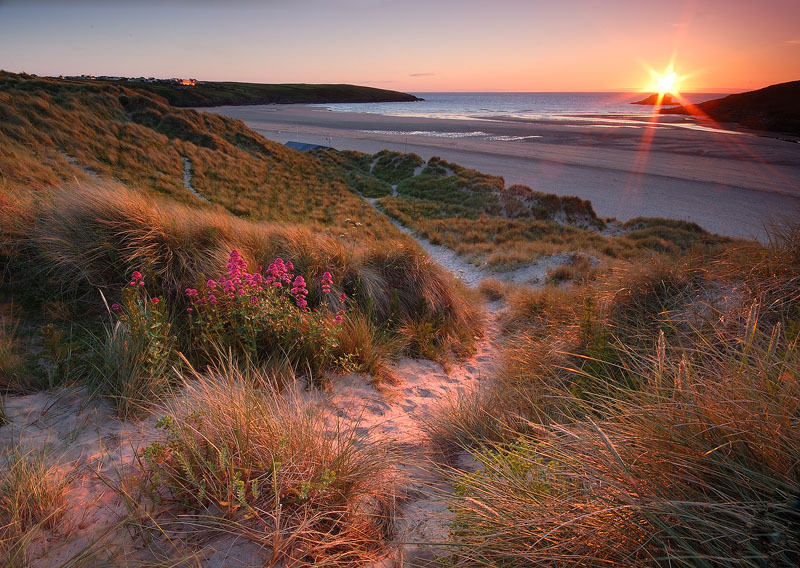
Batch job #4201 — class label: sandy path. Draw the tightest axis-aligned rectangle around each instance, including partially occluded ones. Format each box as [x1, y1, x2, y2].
[208, 105, 800, 241]
[182, 157, 209, 202]
[323, 310, 502, 565]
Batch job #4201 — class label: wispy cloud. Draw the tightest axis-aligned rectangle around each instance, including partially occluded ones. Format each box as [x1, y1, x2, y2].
[409, 72, 438, 77]
[786, 39, 800, 44]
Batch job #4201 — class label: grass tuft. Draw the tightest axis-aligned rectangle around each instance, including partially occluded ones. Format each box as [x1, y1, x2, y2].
[0, 445, 69, 566]
[135, 365, 401, 565]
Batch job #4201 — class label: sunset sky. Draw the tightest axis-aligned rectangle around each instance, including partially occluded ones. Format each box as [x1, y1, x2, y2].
[1, 0, 797, 93]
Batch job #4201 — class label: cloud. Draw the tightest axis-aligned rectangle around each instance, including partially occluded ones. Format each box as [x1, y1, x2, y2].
[786, 39, 800, 44]
[409, 72, 438, 77]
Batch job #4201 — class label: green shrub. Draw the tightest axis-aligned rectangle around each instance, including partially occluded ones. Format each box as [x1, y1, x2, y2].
[185, 250, 344, 379]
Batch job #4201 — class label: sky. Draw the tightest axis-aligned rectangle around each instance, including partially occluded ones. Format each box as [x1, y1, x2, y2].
[0, 0, 798, 93]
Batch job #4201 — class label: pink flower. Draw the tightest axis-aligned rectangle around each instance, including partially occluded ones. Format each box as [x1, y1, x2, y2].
[321, 271, 333, 294]
[334, 314, 343, 324]
[151, 297, 160, 305]
[208, 294, 217, 305]
[111, 303, 121, 311]
[187, 307, 193, 312]
[206, 279, 217, 289]
[339, 292, 347, 303]
[130, 271, 145, 287]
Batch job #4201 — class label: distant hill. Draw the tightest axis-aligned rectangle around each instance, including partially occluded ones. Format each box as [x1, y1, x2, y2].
[661, 80, 800, 135]
[109, 79, 422, 107]
[631, 93, 679, 106]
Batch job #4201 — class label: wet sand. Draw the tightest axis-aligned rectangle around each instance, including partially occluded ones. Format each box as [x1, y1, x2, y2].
[207, 104, 800, 240]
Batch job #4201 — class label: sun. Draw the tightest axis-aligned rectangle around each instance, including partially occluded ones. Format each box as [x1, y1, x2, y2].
[655, 70, 678, 95]
[645, 63, 685, 96]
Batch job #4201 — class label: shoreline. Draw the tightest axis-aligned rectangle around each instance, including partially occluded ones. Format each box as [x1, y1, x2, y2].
[208, 104, 800, 241]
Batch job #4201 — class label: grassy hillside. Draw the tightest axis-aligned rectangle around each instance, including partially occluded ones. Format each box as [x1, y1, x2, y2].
[97, 78, 420, 107]
[2, 70, 793, 566]
[0, 71, 483, 381]
[427, 222, 800, 566]
[321, 150, 730, 276]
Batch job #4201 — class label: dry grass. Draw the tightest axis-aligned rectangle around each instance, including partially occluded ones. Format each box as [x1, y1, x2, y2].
[134, 364, 401, 566]
[437, 221, 800, 566]
[477, 278, 507, 301]
[335, 312, 404, 383]
[444, 317, 800, 566]
[0, 445, 69, 567]
[1, 183, 480, 363]
[0, 314, 26, 394]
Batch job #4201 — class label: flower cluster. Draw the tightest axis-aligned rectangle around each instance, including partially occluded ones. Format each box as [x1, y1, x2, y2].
[321, 272, 333, 295]
[129, 270, 144, 287]
[265, 258, 294, 288]
[291, 275, 308, 308]
[183, 250, 347, 375]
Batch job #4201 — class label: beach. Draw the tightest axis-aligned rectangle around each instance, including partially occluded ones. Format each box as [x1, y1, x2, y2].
[209, 104, 800, 240]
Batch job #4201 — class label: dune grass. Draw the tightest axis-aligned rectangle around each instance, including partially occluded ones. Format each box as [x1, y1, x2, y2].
[0, 445, 69, 567]
[334, 312, 405, 383]
[0, 181, 480, 415]
[0, 72, 402, 241]
[133, 364, 400, 566]
[0, 314, 26, 395]
[432, 222, 800, 566]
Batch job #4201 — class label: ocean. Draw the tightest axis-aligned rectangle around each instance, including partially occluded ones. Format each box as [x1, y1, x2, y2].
[314, 91, 725, 121]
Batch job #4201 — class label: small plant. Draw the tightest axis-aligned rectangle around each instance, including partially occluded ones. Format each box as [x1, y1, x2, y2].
[477, 278, 507, 301]
[185, 250, 344, 379]
[90, 270, 176, 418]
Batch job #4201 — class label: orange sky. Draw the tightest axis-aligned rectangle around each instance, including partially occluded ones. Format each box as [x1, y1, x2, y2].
[0, 0, 798, 92]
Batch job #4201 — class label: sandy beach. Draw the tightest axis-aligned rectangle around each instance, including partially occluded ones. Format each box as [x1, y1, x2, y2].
[208, 104, 800, 240]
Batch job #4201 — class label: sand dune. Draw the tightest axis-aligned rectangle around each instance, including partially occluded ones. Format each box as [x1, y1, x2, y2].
[209, 105, 800, 241]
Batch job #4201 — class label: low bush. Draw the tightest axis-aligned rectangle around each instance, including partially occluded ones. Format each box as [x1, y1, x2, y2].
[184, 250, 345, 379]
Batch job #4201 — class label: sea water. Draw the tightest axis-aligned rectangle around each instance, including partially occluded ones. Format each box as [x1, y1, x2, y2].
[314, 92, 725, 121]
